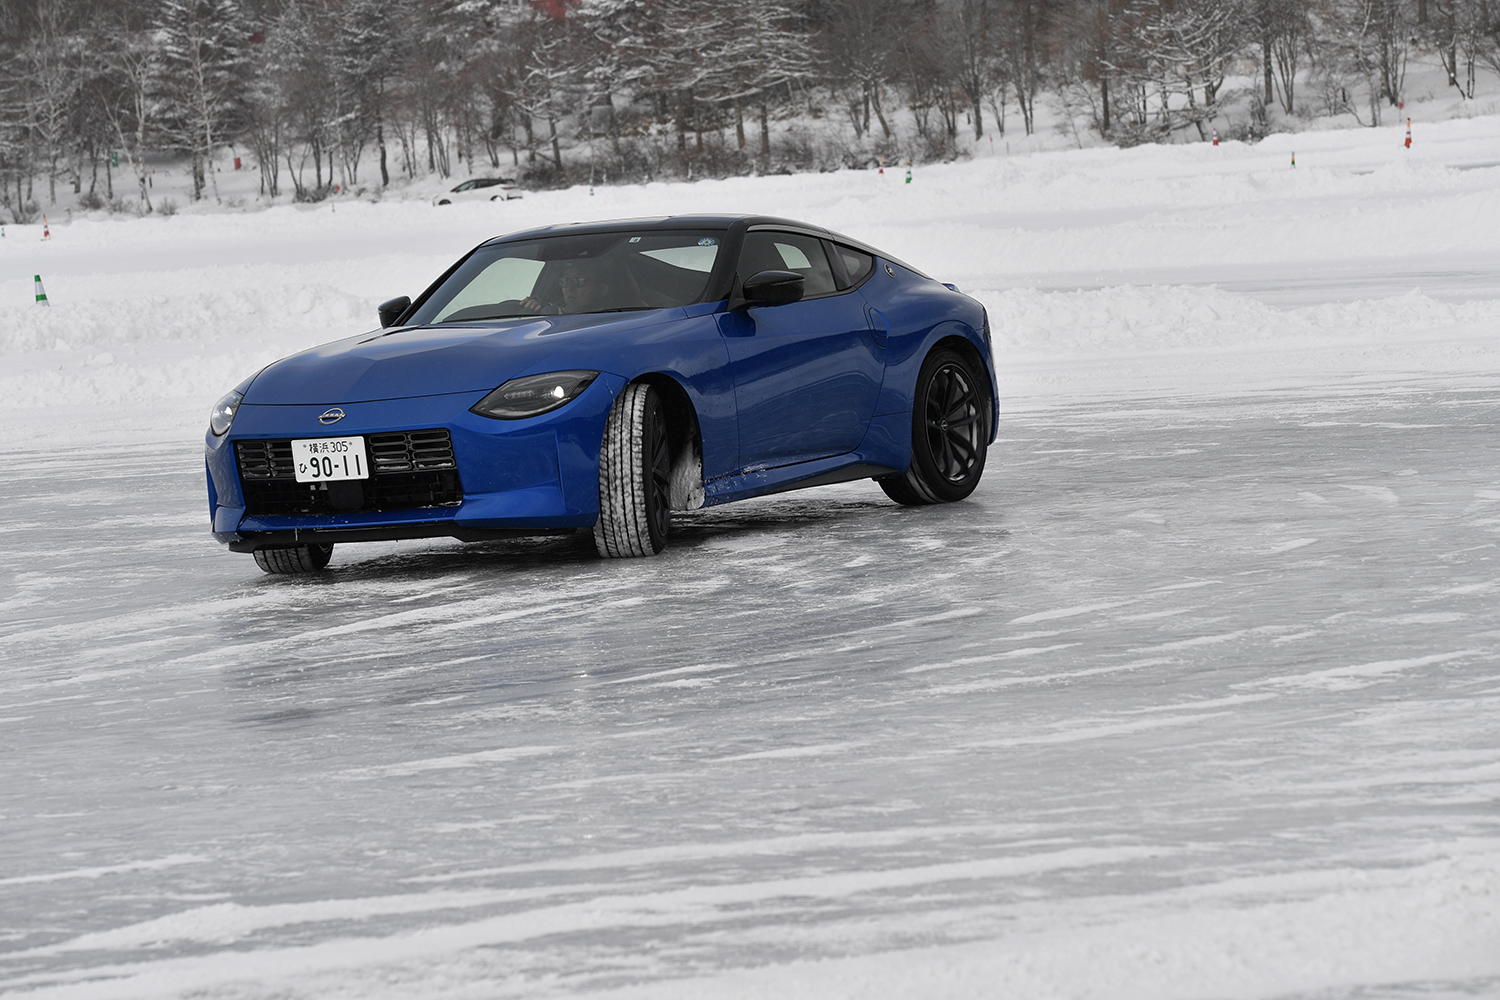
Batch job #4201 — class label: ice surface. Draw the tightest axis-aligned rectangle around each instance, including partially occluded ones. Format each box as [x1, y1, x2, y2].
[1, 116, 1499, 999]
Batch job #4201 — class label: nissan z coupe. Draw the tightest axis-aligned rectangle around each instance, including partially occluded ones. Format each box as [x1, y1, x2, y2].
[205, 215, 998, 573]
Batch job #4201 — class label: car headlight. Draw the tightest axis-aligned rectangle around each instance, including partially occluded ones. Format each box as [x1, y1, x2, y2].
[209, 390, 243, 436]
[470, 370, 599, 420]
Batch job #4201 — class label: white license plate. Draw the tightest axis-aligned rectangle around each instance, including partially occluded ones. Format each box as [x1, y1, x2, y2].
[291, 436, 369, 483]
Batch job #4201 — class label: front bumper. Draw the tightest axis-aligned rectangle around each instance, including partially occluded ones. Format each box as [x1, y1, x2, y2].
[205, 374, 626, 547]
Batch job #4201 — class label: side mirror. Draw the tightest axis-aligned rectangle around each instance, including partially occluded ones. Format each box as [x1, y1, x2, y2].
[736, 270, 804, 309]
[378, 295, 412, 328]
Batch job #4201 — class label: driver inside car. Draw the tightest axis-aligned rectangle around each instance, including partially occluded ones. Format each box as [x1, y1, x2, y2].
[522, 259, 620, 315]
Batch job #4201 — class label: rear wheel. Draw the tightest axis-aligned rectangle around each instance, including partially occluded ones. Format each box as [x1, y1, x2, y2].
[252, 543, 334, 575]
[595, 383, 672, 557]
[879, 347, 989, 505]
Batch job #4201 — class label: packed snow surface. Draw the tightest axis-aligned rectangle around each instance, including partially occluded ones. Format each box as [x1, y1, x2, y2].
[2, 117, 1499, 999]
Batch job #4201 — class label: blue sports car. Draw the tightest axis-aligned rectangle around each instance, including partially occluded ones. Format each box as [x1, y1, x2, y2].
[205, 215, 997, 573]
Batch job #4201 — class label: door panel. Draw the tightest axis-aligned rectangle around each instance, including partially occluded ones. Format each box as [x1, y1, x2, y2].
[716, 294, 884, 468]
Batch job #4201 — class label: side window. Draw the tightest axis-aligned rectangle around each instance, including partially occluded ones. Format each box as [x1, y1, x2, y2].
[739, 231, 839, 297]
[833, 245, 875, 287]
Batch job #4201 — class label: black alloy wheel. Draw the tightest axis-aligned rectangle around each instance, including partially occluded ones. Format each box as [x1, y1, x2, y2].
[879, 347, 990, 505]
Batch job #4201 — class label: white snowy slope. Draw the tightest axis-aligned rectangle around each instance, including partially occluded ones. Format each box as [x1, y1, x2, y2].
[3, 114, 1500, 433]
[0, 116, 1498, 1000]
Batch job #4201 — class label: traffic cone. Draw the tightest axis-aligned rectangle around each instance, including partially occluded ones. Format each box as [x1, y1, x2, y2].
[1405, 118, 1412, 149]
[34, 274, 49, 306]
[42, 215, 50, 239]
[1212, 128, 1219, 146]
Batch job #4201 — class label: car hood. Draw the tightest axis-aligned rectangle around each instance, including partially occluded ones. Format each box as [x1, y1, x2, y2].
[244, 310, 681, 405]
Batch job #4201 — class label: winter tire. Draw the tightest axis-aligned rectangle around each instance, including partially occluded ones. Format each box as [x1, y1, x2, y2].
[594, 383, 671, 557]
[879, 347, 989, 505]
[253, 543, 334, 575]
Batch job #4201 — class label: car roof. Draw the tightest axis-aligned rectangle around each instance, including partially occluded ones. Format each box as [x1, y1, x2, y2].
[476, 215, 928, 279]
[481, 215, 825, 244]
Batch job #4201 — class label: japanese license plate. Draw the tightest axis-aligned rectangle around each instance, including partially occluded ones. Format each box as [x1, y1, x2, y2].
[292, 436, 369, 483]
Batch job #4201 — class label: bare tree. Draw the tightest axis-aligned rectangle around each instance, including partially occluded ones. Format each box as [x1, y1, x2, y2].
[997, 0, 1051, 136]
[16, 0, 79, 207]
[819, 0, 902, 143]
[1426, 0, 1486, 96]
[156, 0, 251, 202]
[938, 0, 1004, 140]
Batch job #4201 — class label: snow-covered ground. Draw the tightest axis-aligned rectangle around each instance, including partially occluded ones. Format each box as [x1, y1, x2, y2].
[2, 116, 1499, 999]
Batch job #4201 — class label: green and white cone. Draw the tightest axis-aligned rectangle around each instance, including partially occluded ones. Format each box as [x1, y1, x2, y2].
[34, 274, 49, 306]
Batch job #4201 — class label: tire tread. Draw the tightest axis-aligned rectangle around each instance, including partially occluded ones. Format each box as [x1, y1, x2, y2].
[252, 543, 333, 574]
[594, 383, 666, 557]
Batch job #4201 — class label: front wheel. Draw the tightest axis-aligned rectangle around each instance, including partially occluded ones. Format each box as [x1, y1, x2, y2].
[595, 383, 672, 557]
[879, 347, 990, 505]
[252, 543, 334, 575]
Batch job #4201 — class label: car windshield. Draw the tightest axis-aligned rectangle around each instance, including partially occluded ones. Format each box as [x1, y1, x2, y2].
[412, 230, 724, 325]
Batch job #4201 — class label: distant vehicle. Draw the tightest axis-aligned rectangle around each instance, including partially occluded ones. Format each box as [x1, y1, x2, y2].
[433, 177, 521, 205]
[204, 215, 997, 573]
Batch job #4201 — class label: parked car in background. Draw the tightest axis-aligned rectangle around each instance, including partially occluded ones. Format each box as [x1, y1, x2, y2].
[205, 215, 997, 573]
[433, 177, 521, 205]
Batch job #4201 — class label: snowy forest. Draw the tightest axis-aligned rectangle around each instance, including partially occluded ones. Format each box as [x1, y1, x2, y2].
[4, 0, 1500, 218]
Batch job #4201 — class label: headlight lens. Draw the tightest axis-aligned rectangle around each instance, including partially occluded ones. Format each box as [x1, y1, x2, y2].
[209, 390, 243, 436]
[470, 370, 598, 420]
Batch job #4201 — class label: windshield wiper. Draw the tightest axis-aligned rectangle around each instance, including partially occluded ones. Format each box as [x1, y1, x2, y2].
[435, 312, 536, 323]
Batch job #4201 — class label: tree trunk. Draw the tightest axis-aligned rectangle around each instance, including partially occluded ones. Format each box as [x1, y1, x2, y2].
[1262, 34, 1274, 105]
[378, 121, 389, 187]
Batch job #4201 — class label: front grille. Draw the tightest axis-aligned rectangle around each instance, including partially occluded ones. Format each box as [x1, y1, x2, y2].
[235, 430, 463, 517]
[236, 439, 294, 480]
[369, 429, 456, 473]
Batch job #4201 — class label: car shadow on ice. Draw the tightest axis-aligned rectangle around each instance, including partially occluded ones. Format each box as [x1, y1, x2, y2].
[232, 490, 996, 583]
